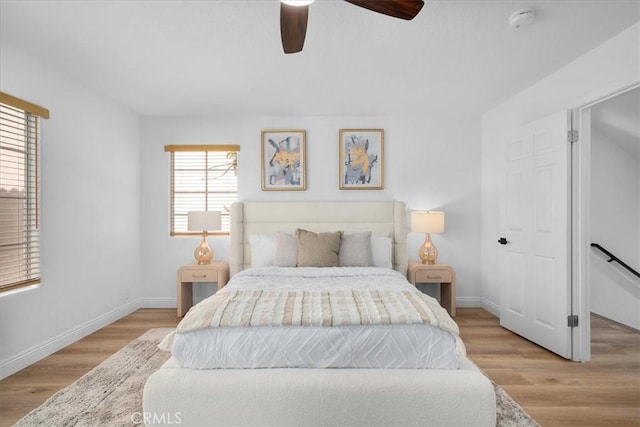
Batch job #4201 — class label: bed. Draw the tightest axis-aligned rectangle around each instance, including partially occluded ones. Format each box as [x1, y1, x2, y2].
[144, 201, 496, 426]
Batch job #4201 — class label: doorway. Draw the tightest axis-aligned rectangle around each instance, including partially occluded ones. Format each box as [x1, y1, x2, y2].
[573, 84, 640, 361]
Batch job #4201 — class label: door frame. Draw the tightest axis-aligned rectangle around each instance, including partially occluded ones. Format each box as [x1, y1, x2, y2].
[571, 81, 640, 362]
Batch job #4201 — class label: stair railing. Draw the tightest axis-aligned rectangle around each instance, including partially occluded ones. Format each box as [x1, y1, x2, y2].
[590, 243, 640, 279]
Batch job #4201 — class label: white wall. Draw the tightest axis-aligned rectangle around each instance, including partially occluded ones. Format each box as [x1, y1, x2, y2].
[140, 114, 482, 307]
[480, 23, 640, 312]
[0, 40, 141, 379]
[589, 128, 640, 329]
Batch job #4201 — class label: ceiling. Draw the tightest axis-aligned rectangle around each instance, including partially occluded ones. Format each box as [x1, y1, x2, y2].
[1, 0, 638, 117]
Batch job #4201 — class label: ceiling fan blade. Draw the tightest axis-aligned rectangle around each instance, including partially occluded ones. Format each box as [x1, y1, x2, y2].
[280, 3, 309, 54]
[343, 0, 424, 20]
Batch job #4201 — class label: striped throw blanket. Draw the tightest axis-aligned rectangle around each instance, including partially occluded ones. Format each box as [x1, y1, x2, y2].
[176, 288, 460, 338]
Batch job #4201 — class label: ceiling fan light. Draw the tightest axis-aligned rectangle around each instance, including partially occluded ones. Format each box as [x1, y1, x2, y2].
[281, 0, 315, 6]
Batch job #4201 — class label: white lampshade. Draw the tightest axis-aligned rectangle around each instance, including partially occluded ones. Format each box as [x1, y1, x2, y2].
[187, 211, 222, 232]
[411, 211, 445, 234]
[281, 0, 315, 6]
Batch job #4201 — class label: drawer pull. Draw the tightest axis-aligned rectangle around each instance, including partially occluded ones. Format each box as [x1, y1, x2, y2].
[192, 274, 207, 278]
[427, 275, 441, 279]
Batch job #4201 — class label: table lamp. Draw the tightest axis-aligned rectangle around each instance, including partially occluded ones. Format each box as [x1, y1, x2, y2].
[411, 211, 445, 265]
[187, 211, 222, 265]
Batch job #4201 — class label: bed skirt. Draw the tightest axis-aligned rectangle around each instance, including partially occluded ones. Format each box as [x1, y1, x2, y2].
[143, 357, 496, 426]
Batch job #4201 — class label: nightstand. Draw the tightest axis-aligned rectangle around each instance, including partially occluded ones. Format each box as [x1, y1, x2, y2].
[407, 262, 456, 317]
[177, 261, 229, 317]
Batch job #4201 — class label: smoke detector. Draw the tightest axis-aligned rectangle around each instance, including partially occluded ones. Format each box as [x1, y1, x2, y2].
[509, 8, 535, 29]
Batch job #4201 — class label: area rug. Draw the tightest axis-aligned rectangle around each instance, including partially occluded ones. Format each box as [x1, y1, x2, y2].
[15, 328, 539, 426]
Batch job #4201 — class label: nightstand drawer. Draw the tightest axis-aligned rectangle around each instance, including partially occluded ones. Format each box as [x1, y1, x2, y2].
[180, 268, 218, 283]
[414, 269, 452, 283]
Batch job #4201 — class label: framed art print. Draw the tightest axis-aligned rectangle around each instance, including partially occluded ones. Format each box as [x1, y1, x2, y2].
[339, 129, 384, 190]
[261, 129, 306, 191]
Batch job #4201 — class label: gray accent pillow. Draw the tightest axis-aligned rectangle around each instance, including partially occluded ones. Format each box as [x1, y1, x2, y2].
[274, 232, 297, 267]
[371, 235, 393, 269]
[339, 232, 372, 267]
[296, 229, 343, 267]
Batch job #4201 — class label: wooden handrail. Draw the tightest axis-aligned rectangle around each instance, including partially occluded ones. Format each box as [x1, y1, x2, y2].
[590, 243, 640, 279]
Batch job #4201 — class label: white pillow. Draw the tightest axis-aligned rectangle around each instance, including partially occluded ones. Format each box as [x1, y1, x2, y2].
[370, 235, 393, 269]
[275, 232, 297, 267]
[339, 232, 372, 267]
[248, 234, 277, 268]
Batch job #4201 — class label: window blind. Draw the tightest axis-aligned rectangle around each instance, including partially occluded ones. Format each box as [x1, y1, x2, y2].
[0, 92, 48, 292]
[165, 145, 240, 235]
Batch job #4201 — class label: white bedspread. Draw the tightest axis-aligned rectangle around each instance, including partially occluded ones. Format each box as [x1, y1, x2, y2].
[165, 267, 463, 369]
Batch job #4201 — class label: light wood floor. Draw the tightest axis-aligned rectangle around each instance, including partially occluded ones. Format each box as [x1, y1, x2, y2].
[459, 309, 640, 426]
[0, 308, 638, 426]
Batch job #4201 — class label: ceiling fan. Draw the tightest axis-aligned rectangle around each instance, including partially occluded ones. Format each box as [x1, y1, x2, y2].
[280, 0, 425, 54]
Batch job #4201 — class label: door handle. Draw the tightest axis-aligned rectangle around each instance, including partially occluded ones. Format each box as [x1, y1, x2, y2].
[498, 237, 508, 245]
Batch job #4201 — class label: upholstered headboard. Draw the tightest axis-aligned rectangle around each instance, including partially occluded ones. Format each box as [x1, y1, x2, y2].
[229, 201, 408, 276]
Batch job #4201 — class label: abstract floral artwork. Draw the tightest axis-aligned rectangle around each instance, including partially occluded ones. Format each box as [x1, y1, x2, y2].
[339, 129, 384, 190]
[261, 130, 306, 191]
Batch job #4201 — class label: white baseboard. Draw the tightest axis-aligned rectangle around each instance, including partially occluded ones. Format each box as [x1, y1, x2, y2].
[480, 298, 500, 317]
[455, 297, 500, 318]
[0, 299, 141, 380]
[139, 297, 176, 308]
[455, 296, 483, 308]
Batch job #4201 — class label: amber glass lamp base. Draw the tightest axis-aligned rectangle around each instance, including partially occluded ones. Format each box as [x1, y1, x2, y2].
[418, 233, 438, 265]
[194, 232, 214, 265]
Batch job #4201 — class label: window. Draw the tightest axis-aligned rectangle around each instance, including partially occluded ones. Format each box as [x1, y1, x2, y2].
[165, 145, 240, 235]
[0, 92, 49, 292]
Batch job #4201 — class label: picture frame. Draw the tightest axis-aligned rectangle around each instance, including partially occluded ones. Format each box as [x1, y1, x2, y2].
[261, 129, 306, 191]
[339, 129, 384, 190]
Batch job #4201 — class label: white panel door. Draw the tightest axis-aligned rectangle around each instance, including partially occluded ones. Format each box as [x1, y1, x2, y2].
[499, 110, 572, 359]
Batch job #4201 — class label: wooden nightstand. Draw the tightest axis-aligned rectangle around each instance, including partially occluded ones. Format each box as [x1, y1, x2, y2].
[177, 261, 229, 317]
[407, 262, 456, 317]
